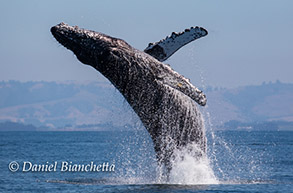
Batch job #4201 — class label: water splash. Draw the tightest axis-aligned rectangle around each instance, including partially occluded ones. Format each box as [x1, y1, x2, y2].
[112, 120, 219, 185]
[203, 108, 269, 183]
[168, 143, 218, 184]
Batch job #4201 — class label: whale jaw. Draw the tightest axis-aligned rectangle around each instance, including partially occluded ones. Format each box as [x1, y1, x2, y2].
[50, 22, 131, 70]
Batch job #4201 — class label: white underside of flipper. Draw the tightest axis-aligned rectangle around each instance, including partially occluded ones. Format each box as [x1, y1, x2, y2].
[144, 27, 208, 62]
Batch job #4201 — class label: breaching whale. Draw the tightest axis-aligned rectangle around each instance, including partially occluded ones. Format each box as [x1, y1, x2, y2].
[51, 23, 208, 173]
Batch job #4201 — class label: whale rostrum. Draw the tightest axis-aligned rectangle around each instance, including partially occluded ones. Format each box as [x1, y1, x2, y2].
[51, 23, 208, 172]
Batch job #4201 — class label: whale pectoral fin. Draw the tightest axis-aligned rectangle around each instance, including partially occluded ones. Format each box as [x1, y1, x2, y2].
[174, 81, 207, 106]
[144, 27, 208, 62]
[159, 78, 207, 106]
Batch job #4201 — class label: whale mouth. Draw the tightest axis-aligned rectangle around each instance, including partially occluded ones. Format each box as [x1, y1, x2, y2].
[51, 23, 112, 67]
[50, 23, 68, 41]
[50, 23, 82, 51]
[50, 22, 78, 37]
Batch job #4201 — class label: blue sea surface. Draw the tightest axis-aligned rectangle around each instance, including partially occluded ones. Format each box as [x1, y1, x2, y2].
[0, 130, 292, 192]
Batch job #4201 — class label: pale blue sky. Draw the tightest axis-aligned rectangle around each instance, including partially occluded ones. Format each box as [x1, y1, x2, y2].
[0, 0, 292, 88]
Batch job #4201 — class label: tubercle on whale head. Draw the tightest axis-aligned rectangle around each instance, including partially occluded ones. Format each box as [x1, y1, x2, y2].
[199, 93, 207, 106]
[50, 22, 132, 71]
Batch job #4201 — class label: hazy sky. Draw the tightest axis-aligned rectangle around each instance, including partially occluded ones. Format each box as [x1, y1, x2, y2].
[0, 0, 292, 88]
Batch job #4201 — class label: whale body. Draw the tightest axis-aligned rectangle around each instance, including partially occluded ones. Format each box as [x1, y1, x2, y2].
[51, 23, 208, 172]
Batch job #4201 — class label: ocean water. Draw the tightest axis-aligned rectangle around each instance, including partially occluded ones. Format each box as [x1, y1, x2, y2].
[0, 130, 292, 192]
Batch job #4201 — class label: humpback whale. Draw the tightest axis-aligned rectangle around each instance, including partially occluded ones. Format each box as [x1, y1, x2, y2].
[51, 23, 208, 173]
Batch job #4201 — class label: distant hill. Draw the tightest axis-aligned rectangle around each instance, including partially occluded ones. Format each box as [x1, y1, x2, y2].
[0, 80, 137, 130]
[205, 80, 293, 125]
[0, 80, 292, 130]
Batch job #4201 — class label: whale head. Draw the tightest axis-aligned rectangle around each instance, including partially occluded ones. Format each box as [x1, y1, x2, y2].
[51, 22, 132, 72]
